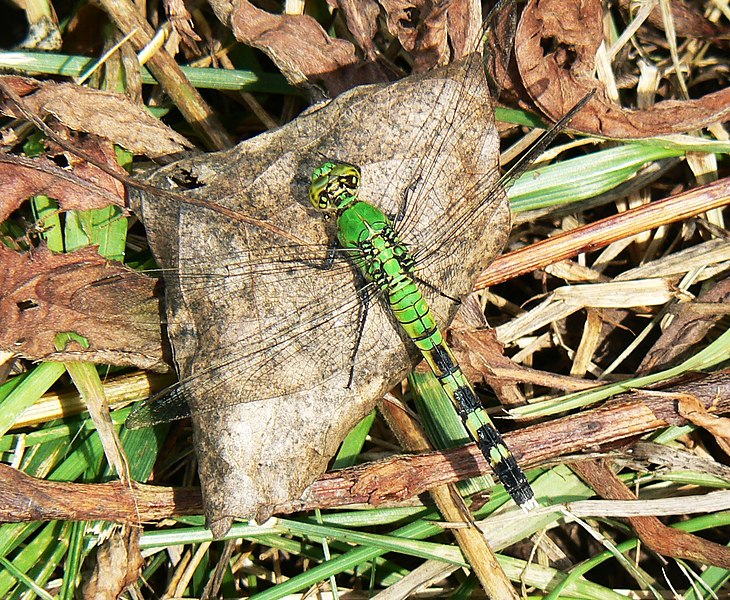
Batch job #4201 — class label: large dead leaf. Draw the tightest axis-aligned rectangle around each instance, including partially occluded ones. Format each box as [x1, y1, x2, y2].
[130, 51, 509, 535]
[0, 245, 165, 370]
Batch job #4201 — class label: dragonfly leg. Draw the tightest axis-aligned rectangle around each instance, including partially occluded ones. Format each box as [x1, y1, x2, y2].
[323, 243, 338, 269]
[413, 274, 461, 304]
[304, 236, 340, 271]
[392, 179, 420, 224]
[346, 279, 372, 387]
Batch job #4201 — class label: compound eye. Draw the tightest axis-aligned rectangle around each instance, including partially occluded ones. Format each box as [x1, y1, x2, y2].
[309, 161, 361, 211]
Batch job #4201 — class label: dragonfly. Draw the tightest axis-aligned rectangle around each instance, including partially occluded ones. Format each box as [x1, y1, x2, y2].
[307, 159, 537, 509]
[123, 50, 518, 523]
[118, 6, 587, 527]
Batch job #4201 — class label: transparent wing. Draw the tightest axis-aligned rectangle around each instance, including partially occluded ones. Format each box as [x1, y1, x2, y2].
[126, 241, 382, 427]
[125, 9, 514, 428]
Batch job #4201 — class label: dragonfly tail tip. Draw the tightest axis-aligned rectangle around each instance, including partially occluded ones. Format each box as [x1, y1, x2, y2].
[519, 496, 540, 513]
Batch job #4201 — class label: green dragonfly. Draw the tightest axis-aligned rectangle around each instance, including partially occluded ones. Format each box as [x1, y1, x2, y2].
[308, 159, 537, 509]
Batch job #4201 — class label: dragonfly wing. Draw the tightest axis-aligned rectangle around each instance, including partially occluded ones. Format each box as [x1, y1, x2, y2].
[389, 53, 510, 319]
[133, 141, 415, 531]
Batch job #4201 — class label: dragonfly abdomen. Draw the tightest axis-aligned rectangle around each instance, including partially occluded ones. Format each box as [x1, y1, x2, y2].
[389, 280, 537, 510]
[348, 207, 536, 510]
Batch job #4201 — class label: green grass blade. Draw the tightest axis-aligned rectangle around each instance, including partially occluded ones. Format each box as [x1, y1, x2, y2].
[408, 370, 494, 495]
[509, 144, 684, 212]
[64, 205, 127, 261]
[57, 520, 85, 600]
[30, 196, 63, 252]
[0, 557, 54, 600]
[0, 362, 66, 437]
[331, 409, 376, 469]
[0, 521, 66, 597]
[0, 50, 293, 94]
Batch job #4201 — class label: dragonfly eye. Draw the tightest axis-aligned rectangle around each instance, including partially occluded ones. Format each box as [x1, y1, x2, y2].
[309, 161, 361, 211]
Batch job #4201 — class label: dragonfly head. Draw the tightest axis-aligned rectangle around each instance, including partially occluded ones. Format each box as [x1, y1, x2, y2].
[309, 161, 361, 213]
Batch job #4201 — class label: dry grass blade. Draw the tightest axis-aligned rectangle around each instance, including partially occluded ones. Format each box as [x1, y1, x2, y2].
[478, 176, 730, 288]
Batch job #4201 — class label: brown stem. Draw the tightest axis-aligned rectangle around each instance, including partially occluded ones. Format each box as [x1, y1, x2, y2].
[571, 459, 730, 569]
[95, 0, 232, 150]
[1, 371, 727, 525]
[477, 176, 730, 288]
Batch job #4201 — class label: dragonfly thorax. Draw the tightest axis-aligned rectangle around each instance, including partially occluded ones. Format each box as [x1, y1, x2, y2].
[309, 161, 361, 212]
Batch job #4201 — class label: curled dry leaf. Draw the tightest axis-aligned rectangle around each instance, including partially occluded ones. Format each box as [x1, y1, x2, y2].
[0, 245, 165, 371]
[513, 0, 730, 137]
[379, 0, 473, 71]
[336, 0, 381, 62]
[345, 0, 479, 71]
[677, 392, 730, 455]
[81, 529, 143, 600]
[214, 0, 376, 96]
[639, 277, 730, 373]
[0, 75, 192, 158]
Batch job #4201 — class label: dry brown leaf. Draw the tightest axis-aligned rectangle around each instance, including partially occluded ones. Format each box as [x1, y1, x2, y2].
[165, 0, 202, 54]
[379, 0, 429, 53]
[81, 529, 143, 600]
[0, 75, 192, 157]
[677, 392, 730, 455]
[513, 0, 730, 137]
[0, 159, 122, 224]
[450, 324, 526, 408]
[336, 0, 381, 61]
[380, 0, 451, 71]
[0, 127, 127, 223]
[215, 0, 482, 96]
[441, 0, 483, 63]
[340, 0, 480, 72]
[639, 277, 730, 373]
[0, 245, 165, 370]
[219, 0, 385, 96]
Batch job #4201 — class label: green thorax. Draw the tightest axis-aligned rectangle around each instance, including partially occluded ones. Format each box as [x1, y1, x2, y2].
[309, 161, 413, 285]
[336, 200, 389, 249]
